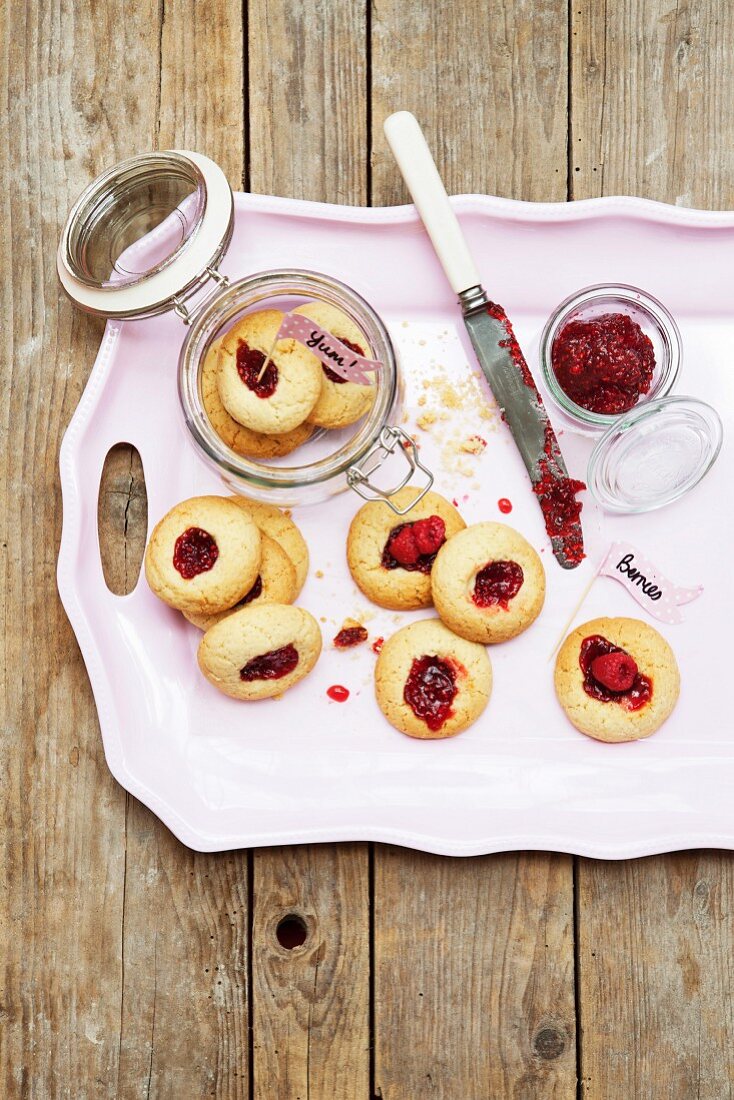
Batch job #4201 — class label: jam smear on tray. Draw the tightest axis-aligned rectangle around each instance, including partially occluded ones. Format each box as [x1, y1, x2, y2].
[371, 636, 385, 655]
[579, 634, 652, 711]
[552, 313, 655, 415]
[322, 338, 365, 385]
[237, 341, 278, 398]
[382, 515, 447, 573]
[403, 654, 459, 731]
[472, 560, 524, 610]
[333, 623, 368, 649]
[327, 684, 350, 702]
[173, 527, 219, 579]
[498, 498, 513, 515]
[240, 643, 299, 682]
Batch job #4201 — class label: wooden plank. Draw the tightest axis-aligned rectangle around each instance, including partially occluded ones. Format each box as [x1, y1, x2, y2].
[251, 845, 370, 1098]
[246, 2, 371, 1096]
[572, 3, 734, 1096]
[576, 855, 734, 1097]
[374, 849, 576, 1098]
[571, 0, 734, 205]
[0, 1, 161, 1094]
[371, 0, 570, 204]
[104, 3, 251, 1097]
[371, 4, 576, 1097]
[247, 0, 368, 203]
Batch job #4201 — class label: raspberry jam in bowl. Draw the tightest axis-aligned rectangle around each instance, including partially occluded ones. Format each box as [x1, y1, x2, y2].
[540, 284, 682, 434]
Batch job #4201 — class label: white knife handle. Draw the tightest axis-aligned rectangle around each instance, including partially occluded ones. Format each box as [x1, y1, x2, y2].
[383, 111, 481, 296]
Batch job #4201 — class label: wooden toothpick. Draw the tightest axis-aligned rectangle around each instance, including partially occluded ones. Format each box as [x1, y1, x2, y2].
[547, 565, 600, 662]
[256, 334, 279, 384]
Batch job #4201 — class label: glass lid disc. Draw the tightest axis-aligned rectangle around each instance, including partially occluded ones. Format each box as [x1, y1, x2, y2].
[588, 396, 723, 513]
[57, 150, 234, 319]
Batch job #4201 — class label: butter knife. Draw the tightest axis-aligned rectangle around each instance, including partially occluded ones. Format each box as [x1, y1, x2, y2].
[384, 111, 584, 569]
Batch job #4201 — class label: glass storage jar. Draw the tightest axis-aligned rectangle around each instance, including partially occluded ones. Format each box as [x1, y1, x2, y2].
[58, 150, 432, 512]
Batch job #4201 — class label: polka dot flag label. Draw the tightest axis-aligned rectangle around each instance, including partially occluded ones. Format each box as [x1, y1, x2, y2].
[598, 541, 703, 624]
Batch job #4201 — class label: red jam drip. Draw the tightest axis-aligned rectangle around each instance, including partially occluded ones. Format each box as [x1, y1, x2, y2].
[241, 575, 263, 605]
[333, 624, 368, 649]
[579, 634, 652, 711]
[498, 498, 513, 514]
[173, 527, 219, 579]
[534, 425, 586, 564]
[322, 338, 365, 385]
[371, 636, 384, 654]
[236, 341, 278, 398]
[472, 560, 524, 610]
[381, 515, 447, 573]
[404, 654, 459, 731]
[240, 643, 299, 682]
[552, 313, 656, 415]
[327, 684, 350, 702]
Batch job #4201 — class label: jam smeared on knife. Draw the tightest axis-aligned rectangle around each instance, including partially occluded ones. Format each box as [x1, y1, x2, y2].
[382, 515, 446, 573]
[552, 313, 655, 414]
[322, 338, 365, 385]
[472, 560, 524, 610]
[485, 303, 586, 564]
[579, 634, 652, 710]
[404, 654, 459, 731]
[237, 341, 278, 398]
[240, 643, 299, 682]
[173, 527, 219, 579]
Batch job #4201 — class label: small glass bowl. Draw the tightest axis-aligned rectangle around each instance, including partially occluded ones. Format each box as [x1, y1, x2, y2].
[540, 283, 682, 433]
[588, 395, 723, 513]
[178, 269, 422, 508]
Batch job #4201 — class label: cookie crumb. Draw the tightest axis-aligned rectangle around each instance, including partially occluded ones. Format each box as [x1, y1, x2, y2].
[333, 619, 369, 649]
[315, 569, 324, 578]
[417, 411, 437, 431]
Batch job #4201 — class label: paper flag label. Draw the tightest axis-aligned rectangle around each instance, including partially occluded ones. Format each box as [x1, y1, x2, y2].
[276, 312, 382, 385]
[599, 541, 703, 624]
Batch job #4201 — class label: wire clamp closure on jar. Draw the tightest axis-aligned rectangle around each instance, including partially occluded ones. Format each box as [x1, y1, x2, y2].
[347, 426, 433, 513]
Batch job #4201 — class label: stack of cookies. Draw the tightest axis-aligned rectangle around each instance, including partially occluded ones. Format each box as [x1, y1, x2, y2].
[144, 495, 322, 700]
[203, 302, 376, 460]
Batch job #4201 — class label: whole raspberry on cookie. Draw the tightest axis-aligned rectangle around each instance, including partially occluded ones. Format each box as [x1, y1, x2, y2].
[197, 603, 322, 700]
[431, 522, 545, 643]
[217, 309, 323, 435]
[347, 487, 466, 610]
[554, 616, 680, 742]
[144, 496, 261, 615]
[374, 618, 492, 738]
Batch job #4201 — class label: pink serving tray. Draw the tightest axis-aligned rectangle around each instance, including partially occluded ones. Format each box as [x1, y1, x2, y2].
[58, 192, 734, 857]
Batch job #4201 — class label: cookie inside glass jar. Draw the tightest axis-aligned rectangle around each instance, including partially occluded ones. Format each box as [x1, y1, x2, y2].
[206, 298, 379, 463]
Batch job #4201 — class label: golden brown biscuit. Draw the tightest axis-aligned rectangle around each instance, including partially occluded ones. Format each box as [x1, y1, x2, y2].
[217, 309, 322, 435]
[374, 618, 492, 738]
[293, 301, 376, 429]
[554, 616, 680, 742]
[201, 341, 314, 458]
[431, 522, 545, 643]
[183, 535, 297, 630]
[144, 496, 261, 615]
[228, 497, 310, 595]
[198, 603, 322, 700]
[347, 487, 466, 610]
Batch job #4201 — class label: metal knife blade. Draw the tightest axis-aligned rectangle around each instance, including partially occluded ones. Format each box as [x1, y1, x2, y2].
[462, 298, 585, 569]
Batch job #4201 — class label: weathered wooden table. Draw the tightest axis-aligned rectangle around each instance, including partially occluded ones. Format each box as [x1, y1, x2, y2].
[4, 1, 734, 1096]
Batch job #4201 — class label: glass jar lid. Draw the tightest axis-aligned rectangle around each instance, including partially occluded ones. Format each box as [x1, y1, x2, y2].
[57, 150, 234, 319]
[588, 395, 723, 513]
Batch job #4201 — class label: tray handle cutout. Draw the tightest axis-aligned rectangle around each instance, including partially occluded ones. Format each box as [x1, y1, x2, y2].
[97, 443, 148, 595]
